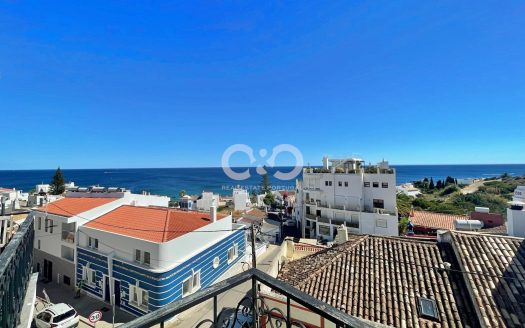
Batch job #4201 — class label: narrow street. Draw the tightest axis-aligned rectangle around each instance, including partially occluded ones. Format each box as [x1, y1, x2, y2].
[168, 244, 281, 327]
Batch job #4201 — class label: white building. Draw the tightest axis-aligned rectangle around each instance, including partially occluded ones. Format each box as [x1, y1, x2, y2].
[233, 188, 250, 211]
[507, 186, 525, 237]
[396, 183, 421, 197]
[31, 187, 169, 289]
[0, 187, 22, 214]
[76, 205, 246, 316]
[195, 191, 219, 211]
[294, 157, 398, 241]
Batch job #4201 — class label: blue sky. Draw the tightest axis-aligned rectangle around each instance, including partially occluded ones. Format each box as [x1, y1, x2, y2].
[1, 1, 524, 169]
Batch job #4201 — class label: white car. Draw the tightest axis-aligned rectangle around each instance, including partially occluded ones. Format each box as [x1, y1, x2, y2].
[34, 303, 79, 328]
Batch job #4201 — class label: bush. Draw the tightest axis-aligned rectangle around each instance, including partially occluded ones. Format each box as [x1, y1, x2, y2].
[399, 217, 410, 235]
[440, 185, 459, 196]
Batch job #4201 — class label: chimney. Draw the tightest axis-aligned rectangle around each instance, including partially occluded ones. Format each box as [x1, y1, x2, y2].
[211, 205, 217, 223]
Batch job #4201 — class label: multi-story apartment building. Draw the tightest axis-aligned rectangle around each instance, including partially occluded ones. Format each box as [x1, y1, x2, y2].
[294, 156, 398, 240]
[507, 185, 525, 237]
[31, 187, 169, 289]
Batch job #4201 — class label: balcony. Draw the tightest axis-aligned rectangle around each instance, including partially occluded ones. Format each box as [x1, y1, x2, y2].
[61, 231, 75, 244]
[120, 268, 372, 328]
[0, 218, 34, 327]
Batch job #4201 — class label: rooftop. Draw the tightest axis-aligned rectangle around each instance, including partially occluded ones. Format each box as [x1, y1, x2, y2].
[84, 205, 227, 243]
[36, 197, 118, 217]
[449, 232, 525, 327]
[411, 210, 466, 230]
[278, 234, 474, 327]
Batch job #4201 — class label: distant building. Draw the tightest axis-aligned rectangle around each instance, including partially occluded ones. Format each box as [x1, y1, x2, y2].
[295, 156, 398, 240]
[31, 188, 169, 289]
[396, 183, 421, 197]
[409, 210, 506, 236]
[507, 186, 525, 237]
[77, 206, 246, 316]
[233, 188, 250, 211]
[195, 191, 219, 211]
[179, 195, 194, 210]
[0, 187, 22, 214]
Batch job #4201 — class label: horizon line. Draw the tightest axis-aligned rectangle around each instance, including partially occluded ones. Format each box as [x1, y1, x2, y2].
[1, 163, 525, 171]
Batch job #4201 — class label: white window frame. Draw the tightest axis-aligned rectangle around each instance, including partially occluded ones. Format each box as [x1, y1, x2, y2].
[129, 284, 149, 310]
[227, 243, 239, 264]
[84, 266, 96, 286]
[182, 270, 201, 297]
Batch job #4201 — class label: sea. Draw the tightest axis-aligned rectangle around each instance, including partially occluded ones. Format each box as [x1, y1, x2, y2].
[1, 165, 524, 199]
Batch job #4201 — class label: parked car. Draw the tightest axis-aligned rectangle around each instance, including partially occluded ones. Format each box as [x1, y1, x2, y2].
[34, 303, 79, 328]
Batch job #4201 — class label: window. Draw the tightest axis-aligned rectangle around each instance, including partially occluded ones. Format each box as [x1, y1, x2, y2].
[329, 181, 332, 186]
[338, 181, 342, 187]
[37, 239, 41, 249]
[48, 220, 53, 233]
[418, 297, 439, 321]
[373, 199, 385, 209]
[325, 181, 329, 186]
[228, 243, 239, 263]
[376, 219, 388, 228]
[38, 217, 41, 230]
[88, 237, 99, 249]
[45, 219, 48, 232]
[83, 267, 97, 285]
[182, 271, 201, 297]
[144, 252, 151, 266]
[382, 182, 389, 188]
[129, 285, 149, 310]
[373, 182, 379, 188]
[364, 182, 370, 187]
[347, 214, 359, 229]
[344, 181, 349, 187]
[63, 275, 71, 286]
[213, 257, 220, 269]
[135, 250, 141, 262]
[318, 225, 330, 236]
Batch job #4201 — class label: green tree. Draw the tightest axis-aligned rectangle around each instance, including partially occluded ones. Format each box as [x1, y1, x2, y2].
[50, 167, 66, 195]
[429, 178, 435, 190]
[436, 180, 443, 189]
[261, 166, 271, 194]
[263, 192, 275, 206]
[179, 190, 187, 198]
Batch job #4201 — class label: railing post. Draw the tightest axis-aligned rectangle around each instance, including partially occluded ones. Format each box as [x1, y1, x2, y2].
[213, 295, 218, 326]
[286, 296, 291, 328]
[251, 224, 258, 328]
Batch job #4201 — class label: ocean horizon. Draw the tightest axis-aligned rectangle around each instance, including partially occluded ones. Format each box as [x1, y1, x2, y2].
[1, 164, 524, 199]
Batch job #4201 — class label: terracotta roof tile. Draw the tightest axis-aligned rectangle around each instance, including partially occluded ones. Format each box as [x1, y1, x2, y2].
[36, 197, 118, 217]
[278, 235, 475, 327]
[450, 232, 525, 328]
[411, 210, 467, 230]
[85, 205, 227, 243]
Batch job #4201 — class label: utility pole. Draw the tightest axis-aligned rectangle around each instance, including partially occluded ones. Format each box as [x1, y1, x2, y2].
[251, 224, 258, 328]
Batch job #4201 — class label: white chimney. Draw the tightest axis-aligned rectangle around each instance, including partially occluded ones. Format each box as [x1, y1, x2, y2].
[211, 205, 217, 223]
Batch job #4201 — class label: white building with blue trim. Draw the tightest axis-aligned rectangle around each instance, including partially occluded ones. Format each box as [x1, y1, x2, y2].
[76, 205, 246, 316]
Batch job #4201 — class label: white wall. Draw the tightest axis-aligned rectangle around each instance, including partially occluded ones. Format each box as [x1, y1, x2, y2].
[79, 215, 236, 272]
[507, 208, 525, 237]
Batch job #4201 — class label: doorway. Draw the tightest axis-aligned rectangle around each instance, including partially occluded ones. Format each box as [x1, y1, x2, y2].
[43, 260, 53, 282]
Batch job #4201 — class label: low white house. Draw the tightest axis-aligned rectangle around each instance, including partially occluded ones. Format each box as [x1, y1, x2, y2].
[233, 188, 251, 211]
[31, 187, 169, 289]
[396, 183, 421, 197]
[195, 191, 219, 211]
[0, 187, 22, 214]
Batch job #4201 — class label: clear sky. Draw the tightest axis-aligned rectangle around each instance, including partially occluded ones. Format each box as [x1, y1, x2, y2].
[1, 1, 524, 169]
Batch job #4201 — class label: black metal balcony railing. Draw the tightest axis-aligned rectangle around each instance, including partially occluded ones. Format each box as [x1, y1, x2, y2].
[121, 268, 380, 328]
[0, 218, 34, 328]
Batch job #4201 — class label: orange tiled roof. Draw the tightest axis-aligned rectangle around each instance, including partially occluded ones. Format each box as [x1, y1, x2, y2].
[85, 205, 227, 243]
[411, 210, 467, 230]
[37, 197, 118, 217]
